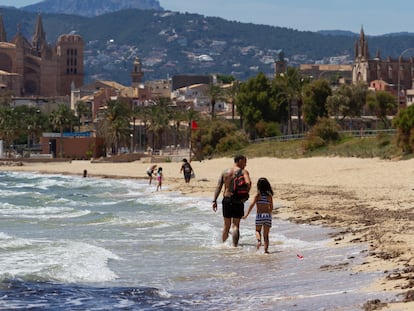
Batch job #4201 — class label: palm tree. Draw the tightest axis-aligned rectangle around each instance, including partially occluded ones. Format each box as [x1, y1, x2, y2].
[207, 83, 224, 118]
[170, 107, 187, 151]
[0, 107, 19, 157]
[75, 101, 91, 132]
[133, 103, 151, 152]
[146, 98, 172, 151]
[49, 103, 76, 158]
[223, 80, 240, 120]
[20, 106, 47, 147]
[97, 99, 131, 155]
[274, 67, 309, 134]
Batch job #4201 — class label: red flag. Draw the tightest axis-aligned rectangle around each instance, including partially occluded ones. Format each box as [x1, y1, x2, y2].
[191, 120, 199, 130]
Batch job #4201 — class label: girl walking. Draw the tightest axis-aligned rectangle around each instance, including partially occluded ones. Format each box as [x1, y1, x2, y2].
[243, 177, 274, 253]
[156, 167, 163, 191]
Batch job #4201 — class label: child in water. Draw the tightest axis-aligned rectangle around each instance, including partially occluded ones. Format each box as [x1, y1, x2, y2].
[146, 164, 157, 185]
[156, 167, 163, 191]
[243, 177, 274, 254]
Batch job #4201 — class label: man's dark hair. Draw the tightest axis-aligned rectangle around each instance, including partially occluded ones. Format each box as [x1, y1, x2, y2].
[234, 154, 246, 163]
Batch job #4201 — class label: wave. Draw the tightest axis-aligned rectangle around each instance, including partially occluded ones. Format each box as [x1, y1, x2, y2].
[0, 202, 91, 219]
[0, 239, 120, 283]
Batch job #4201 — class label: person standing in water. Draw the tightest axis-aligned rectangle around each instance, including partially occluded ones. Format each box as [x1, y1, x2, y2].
[156, 167, 163, 191]
[212, 155, 251, 247]
[243, 177, 274, 254]
[180, 158, 194, 183]
[146, 164, 157, 185]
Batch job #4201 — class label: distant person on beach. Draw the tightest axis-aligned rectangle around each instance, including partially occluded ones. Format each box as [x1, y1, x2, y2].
[83, 169, 88, 178]
[243, 177, 274, 254]
[180, 158, 194, 183]
[146, 164, 157, 185]
[212, 154, 251, 247]
[156, 167, 163, 191]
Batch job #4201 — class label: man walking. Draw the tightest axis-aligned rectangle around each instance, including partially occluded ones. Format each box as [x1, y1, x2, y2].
[212, 155, 251, 247]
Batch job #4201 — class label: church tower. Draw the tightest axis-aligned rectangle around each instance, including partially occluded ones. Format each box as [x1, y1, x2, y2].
[274, 50, 287, 76]
[56, 34, 84, 95]
[354, 27, 369, 61]
[32, 14, 47, 56]
[352, 27, 370, 84]
[131, 56, 144, 88]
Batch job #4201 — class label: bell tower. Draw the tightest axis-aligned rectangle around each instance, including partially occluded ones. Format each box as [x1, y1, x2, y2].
[131, 56, 144, 88]
[56, 34, 84, 95]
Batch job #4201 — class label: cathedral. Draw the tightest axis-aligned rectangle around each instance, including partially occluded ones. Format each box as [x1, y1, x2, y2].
[0, 14, 84, 97]
[352, 27, 414, 101]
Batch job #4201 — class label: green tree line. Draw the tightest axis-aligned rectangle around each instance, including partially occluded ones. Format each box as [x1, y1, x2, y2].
[1, 69, 414, 158]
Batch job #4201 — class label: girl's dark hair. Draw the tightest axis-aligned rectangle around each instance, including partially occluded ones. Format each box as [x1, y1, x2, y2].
[257, 178, 273, 196]
[234, 154, 246, 163]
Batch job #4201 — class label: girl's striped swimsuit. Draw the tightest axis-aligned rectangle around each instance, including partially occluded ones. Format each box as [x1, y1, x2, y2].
[255, 194, 272, 227]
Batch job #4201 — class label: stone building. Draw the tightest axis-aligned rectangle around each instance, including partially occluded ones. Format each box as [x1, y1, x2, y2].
[299, 64, 353, 84]
[0, 14, 84, 97]
[352, 27, 414, 107]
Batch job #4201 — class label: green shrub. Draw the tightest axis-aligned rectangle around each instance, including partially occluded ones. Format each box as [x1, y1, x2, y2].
[216, 131, 249, 153]
[254, 120, 281, 138]
[410, 128, 414, 153]
[302, 134, 326, 152]
[197, 119, 249, 154]
[393, 105, 414, 154]
[377, 136, 391, 147]
[302, 118, 341, 152]
[311, 117, 341, 142]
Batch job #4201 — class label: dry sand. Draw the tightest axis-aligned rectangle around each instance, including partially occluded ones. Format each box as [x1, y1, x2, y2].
[1, 156, 413, 310]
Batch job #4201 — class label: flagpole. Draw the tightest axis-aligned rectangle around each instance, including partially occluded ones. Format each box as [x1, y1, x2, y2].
[189, 120, 192, 161]
[189, 120, 198, 161]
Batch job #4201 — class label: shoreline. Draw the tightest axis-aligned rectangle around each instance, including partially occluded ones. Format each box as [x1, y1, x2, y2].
[1, 156, 413, 310]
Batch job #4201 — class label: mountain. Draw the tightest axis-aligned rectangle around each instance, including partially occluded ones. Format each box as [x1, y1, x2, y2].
[317, 30, 358, 37]
[318, 30, 414, 37]
[2, 7, 414, 86]
[21, 0, 163, 17]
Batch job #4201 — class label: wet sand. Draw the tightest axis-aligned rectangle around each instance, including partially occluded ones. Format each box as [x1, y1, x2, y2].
[1, 156, 413, 310]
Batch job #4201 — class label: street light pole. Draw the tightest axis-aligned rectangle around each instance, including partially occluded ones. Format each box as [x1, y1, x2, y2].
[318, 71, 328, 79]
[397, 48, 414, 113]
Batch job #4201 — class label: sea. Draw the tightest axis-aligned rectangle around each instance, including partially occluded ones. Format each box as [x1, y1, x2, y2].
[0, 171, 395, 310]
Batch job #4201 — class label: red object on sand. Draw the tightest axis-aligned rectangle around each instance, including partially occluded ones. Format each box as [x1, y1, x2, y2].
[297, 254, 304, 259]
[191, 120, 199, 130]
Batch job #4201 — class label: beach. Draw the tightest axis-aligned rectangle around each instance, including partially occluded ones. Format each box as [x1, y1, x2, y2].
[1, 156, 413, 310]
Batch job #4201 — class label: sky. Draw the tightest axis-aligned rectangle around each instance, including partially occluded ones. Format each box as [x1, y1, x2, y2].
[1, 0, 412, 36]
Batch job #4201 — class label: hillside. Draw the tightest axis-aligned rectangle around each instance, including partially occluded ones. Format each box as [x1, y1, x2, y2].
[2, 7, 414, 85]
[21, 0, 163, 17]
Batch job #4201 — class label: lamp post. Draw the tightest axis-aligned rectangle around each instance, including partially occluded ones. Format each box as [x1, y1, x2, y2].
[276, 90, 292, 135]
[397, 48, 414, 113]
[318, 71, 329, 79]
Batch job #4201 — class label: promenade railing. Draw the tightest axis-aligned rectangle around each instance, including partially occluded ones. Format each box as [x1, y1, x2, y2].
[251, 129, 397, 143]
